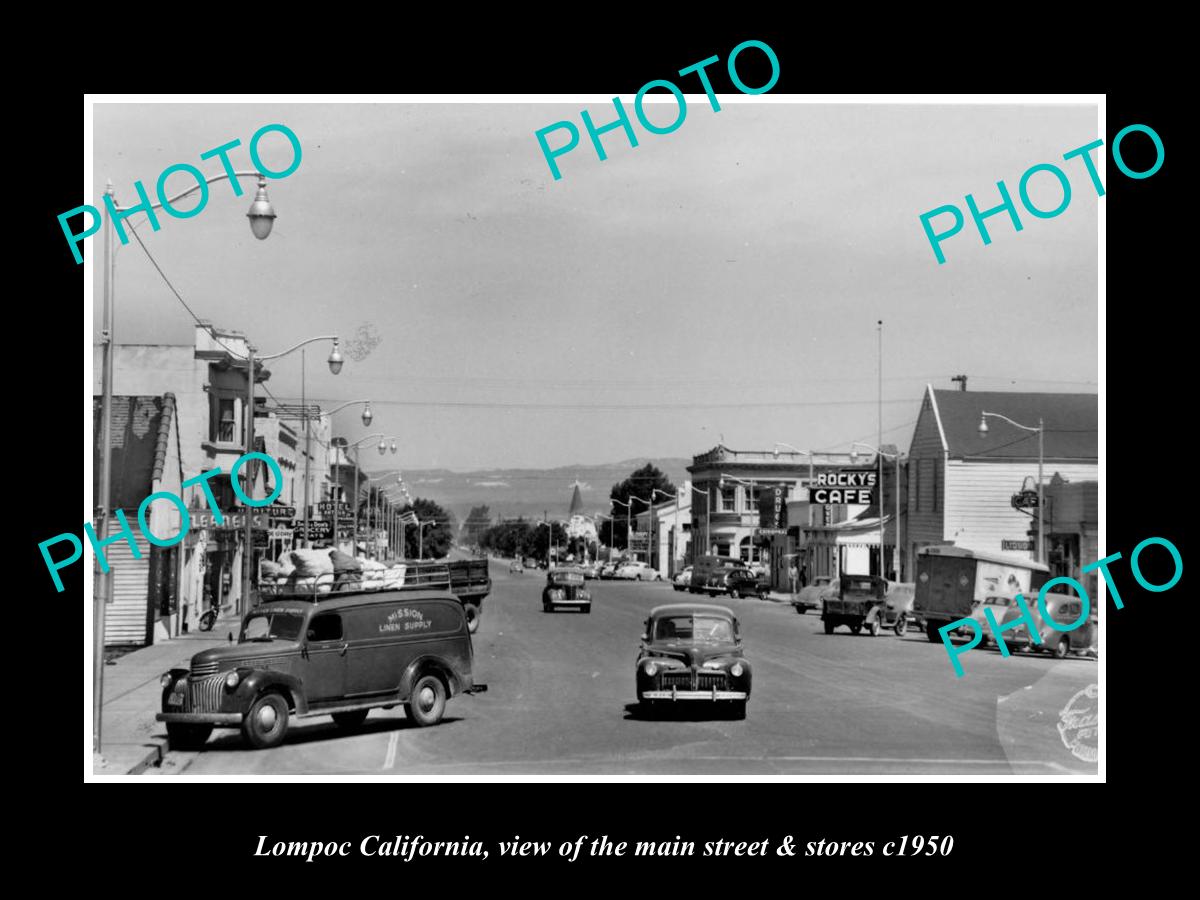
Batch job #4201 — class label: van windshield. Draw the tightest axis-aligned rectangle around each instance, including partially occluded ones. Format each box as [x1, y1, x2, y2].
[242, 611, 305, 642]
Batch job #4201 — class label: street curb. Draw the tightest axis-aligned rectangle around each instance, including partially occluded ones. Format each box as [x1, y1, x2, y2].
[127, 741, 166, 775]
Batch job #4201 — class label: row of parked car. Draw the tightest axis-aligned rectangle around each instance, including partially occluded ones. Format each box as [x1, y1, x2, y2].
[508, 557, 663, 581]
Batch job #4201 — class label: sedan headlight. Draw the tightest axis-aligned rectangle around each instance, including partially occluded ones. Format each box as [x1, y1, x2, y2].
[643, 661, 658, 676]
[225, 671, 241, 689]
[730, 662, 744, 677]
[160, 673, 174, 688]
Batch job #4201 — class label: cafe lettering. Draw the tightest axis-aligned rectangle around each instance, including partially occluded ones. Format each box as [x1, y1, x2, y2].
[807, 469, 877, 505]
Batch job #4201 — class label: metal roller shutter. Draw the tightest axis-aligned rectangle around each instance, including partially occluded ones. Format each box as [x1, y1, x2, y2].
[103, 533, 152, 647]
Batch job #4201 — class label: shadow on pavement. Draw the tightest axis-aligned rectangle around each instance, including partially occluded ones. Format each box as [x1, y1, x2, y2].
[623, 702, 744, 723]
[191, 714, 466, 752]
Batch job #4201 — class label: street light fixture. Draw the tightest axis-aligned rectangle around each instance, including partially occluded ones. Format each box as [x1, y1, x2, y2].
[96, 167, 281, 754]
[323, 432, 398, 556]
[979, 411, 1045, 565]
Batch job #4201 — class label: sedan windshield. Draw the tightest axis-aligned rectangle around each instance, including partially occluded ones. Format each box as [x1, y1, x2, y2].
[654, 615, 734, 643]
[242, 611, 305, 642]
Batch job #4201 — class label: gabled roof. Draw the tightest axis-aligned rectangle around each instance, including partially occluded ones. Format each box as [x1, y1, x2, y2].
[928, 387, 1097, 460]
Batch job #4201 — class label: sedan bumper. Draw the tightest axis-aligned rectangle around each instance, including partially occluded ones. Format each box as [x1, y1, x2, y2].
[641, 689, 748, 701]
[156, 712, 243, 725]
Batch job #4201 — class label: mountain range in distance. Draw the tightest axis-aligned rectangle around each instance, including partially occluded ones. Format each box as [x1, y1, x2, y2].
[362, 458, 693, 527]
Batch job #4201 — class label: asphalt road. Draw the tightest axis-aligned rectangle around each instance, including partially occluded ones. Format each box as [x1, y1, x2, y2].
[162, 559, 1098, 776]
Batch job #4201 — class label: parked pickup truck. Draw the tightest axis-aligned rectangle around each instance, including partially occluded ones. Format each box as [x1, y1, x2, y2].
[822, 574, 888, 636]
[259, 557, 492, 634]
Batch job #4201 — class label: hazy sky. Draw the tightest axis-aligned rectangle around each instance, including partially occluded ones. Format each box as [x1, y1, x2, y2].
[91, 100, 1098, 470]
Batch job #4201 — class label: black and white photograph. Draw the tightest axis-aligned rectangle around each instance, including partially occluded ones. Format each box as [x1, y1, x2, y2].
[78, 93, 1114, 782]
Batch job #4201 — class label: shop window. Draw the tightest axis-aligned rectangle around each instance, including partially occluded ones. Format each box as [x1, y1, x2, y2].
[216, 398, 236, 443]
[933, 460, 942, 513]
[911, 460, 921, 513]
[720, 485, 737, 512]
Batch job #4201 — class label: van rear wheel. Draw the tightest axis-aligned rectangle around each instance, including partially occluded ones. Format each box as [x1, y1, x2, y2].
[405, 674, 447, 727]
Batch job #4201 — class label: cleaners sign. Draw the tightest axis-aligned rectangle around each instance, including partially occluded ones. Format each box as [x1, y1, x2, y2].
[807, 469, 877, 505]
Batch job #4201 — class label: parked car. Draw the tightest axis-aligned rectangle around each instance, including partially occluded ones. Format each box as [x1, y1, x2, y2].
[157, 589, 486, 750]
[577, 562, 600, 579]
[508, 560, 524, 574]
[615, 561, 661, 581]
[599, 562, 619, 579]
[673, 566, 693, 592]
[882, 581, 917, 634]
[971, 594, 1019, 645]
[542, 566, 591, 613]
[706, 567, 768, 600]
[995, 591, 1097, 658]
[792, 575, 834, 615]
[689, 555, 749, 594]
[635, 603, 752, 719]
[523, 557, 539, 570]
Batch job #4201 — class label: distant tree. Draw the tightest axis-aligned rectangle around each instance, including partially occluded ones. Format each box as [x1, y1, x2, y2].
[607, 463, 677, 550]
[463, 504, 492, 544]
[479, 518, 532, 558]
[400, 498, 453, 559]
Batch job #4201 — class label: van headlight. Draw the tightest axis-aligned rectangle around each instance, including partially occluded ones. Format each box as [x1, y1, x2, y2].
[160, 673, 174, 688]
[643, 661, 658, 676]
[225, 671, 240, 689]
[730, 663, 744, 677]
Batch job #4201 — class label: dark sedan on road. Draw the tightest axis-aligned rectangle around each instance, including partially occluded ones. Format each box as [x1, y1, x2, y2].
[705, 567, 768, 600]
[635, 603, 751, 719]
[542, 567, 591, 613]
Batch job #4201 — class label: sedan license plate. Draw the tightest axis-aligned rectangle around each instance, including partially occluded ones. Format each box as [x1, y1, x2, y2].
[168, 691, 185, 707]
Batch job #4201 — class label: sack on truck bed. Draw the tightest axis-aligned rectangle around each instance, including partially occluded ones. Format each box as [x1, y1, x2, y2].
[330, 549, 364, 574]
[290, 549, 335, 578]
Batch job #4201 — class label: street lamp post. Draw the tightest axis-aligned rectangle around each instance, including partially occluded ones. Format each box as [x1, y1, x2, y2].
[612, 497, 633, 560]
[95, 171, 279, 754]
[979, 412, 1045, 564]
[850, 442, 903, 580]
[690, 485, 710, 559]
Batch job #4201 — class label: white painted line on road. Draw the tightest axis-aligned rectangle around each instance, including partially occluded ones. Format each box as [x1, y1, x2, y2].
[383, 730, 399, 770]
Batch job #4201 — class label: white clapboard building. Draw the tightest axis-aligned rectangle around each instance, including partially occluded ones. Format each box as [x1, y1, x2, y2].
[905, 385, 1098, 569]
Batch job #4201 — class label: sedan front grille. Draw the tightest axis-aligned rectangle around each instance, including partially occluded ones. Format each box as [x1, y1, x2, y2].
[188, 673, 227, 712]
[661, 670, 692, 689]
[697, 672, 727, 691]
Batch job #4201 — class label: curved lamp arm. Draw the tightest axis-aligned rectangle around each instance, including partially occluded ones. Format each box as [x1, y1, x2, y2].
[111, 170, 266, 214]
[979, 411, 1041, 433]
[851, 441, 899, 461]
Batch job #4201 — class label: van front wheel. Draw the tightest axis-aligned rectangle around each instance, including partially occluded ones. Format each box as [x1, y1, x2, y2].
[405, 674, 447, 727]
[242, 693, 289, 749]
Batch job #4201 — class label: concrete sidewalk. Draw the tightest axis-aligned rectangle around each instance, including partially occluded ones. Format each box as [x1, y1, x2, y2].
[92, 618, 237, 776]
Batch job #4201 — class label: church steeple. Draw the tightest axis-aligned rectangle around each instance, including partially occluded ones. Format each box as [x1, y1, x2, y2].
[568, 480, 584, 516]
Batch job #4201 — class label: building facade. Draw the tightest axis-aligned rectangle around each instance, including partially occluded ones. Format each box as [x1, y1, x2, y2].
[905, 385, 1098, 573]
